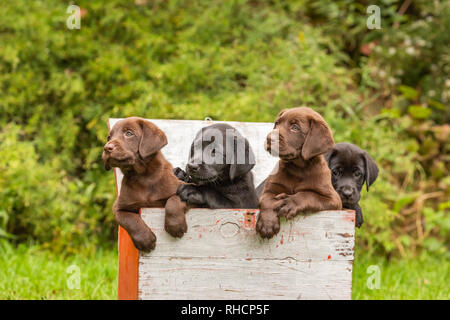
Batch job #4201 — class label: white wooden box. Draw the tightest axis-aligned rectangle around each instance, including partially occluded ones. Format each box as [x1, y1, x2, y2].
[109, 119, 355, 300]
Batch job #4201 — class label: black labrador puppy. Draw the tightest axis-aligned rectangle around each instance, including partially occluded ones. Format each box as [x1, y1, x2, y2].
[174, 123, 258, 209]
[324, 142, 379, 228]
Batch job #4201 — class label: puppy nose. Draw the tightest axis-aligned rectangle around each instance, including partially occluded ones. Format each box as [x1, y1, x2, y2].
[104, 143, 115, 153]
[187, 163, 199, 172]
[341, 187, 353, 198]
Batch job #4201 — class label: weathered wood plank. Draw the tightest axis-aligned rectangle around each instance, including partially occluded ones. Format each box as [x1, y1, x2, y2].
[109, 119, 278, 195]
[139, 258, 352, 300]
[138, 209, 354, 300]
[140, 209, 355, 261]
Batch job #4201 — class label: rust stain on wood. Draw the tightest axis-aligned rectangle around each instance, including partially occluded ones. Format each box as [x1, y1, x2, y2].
[342, 210, 356, 223]
[337, 232, 352, 238]
[243, 212, 256, 229]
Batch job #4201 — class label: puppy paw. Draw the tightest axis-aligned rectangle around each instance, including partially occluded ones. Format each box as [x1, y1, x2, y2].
[274, 193, 289, 200]
[355, 212, 364, 228]
[165, 215, 188, 238]
[132, 229, 157, 252]
[177, 184, 204, 205]
[275, 196, 300, 219]
[173, 167, 188, 182]
[256, 211, 280, 239]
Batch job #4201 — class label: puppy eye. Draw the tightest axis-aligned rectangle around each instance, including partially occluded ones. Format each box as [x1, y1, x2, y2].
[354, 170, 362, 178]
[290, 124, 301, 132]
[332, 169, 340, 176]
[107, 135, 111, 141]
[274, 121, 279, 128]
[125, 130, 134, 137]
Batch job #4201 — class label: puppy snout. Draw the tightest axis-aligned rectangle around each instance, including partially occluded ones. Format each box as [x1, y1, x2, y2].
[104, 142, 116, 153]
[187, 163, 199, 173]
[340, 186, 354, 199]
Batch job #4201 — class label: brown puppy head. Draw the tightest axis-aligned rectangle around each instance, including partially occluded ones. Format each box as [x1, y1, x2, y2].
[265, 107, 335, 161]
[102, 117, 168, 171]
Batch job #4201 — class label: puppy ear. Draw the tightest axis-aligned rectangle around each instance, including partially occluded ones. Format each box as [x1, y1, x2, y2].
[301, 118, 335, 160]
[138, 120, 168, 159]
[276, 108, 288, 118]
[229, 135, 255, 181]
[362, 151, 379, 191]
[324, 147, 337, 165]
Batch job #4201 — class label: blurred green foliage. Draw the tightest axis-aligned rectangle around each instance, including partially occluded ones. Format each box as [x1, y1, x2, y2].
[0, 0, 448, 257]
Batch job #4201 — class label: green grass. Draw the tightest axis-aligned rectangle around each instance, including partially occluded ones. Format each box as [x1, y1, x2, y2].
[353, 249, 449, 300]
[1, 241, 448, 300]
[0, 241, 117, 299]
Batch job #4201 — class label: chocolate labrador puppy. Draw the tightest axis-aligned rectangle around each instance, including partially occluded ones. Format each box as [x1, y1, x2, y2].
[174, 123, 258, 209]
[325, 142, 379, 228]
[102, 117, 188, 252]
[256, 107, 342, 239]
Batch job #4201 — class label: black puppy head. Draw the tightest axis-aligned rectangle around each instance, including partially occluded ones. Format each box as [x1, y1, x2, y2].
[102, 117, 167, 171]
[362, 150, 379, 192]
[186, 123, 255, 184]
[325, 143, 379, 206]
[228, 130, 255, 181]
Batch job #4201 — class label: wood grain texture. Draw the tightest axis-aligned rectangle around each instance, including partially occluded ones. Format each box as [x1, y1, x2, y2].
[109, 119, 278, 194]
[138, 209, 355, 300]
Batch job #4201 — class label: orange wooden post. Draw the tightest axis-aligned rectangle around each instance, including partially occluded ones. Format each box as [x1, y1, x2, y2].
[118, 225, 139, 300]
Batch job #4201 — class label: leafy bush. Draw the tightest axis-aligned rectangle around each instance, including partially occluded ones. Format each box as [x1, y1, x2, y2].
[0, 124, 115, 254]
[0, 0, 447, 257]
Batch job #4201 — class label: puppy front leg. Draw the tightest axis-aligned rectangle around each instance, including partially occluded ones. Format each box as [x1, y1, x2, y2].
[113, 202, 156, 252]
[276, 191, 342, 219]
[164, 195, 188, 238]
[178, 184, 236, 208]
[173, 167, 191, 183]
[201, 188, 236, 209]
[256, 192, 281, 239]
[177, 184, 206, 206]
[354, 203, 363, 228]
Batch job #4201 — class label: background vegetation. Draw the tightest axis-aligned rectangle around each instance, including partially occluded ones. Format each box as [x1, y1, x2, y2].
[0, 0, 448, 299]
